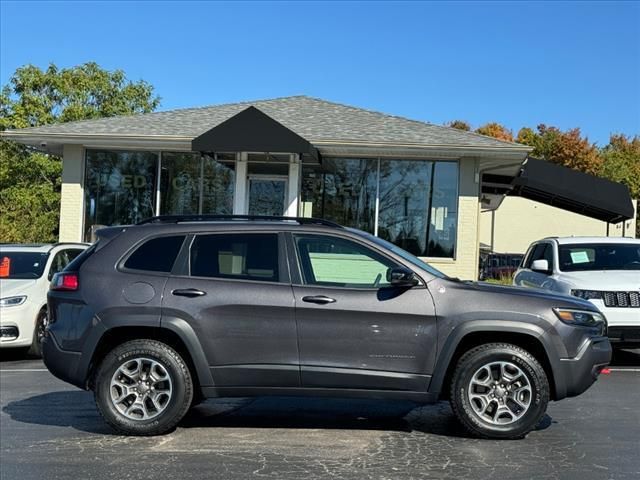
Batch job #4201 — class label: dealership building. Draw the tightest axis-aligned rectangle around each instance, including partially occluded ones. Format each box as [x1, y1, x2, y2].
[2, 96, 635, 280]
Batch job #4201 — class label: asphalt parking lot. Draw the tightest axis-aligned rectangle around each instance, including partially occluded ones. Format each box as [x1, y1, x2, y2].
[1, 349, 639, 480]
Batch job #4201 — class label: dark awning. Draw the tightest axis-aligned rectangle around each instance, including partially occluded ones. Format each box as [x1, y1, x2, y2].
[191, 106, 320, 162]
[511, 158, 635, 223]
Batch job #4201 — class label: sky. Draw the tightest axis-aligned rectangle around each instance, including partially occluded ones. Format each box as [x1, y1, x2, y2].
[1, 0, 639, 145]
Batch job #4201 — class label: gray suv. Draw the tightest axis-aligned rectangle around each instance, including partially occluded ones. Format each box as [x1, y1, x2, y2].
[43, 216, 611, 439]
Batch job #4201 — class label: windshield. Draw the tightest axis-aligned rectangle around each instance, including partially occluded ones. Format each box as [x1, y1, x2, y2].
[0, 252, 50, 279]
[558, 243, 640, 272]
[351, 230, 449, 279]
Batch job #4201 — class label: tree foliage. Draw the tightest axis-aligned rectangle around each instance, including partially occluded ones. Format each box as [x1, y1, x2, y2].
[475, 122, 514, 143]
[516, 124, 602, 175]
[0, 62, 160, 243]
[447, 120, 471, 131]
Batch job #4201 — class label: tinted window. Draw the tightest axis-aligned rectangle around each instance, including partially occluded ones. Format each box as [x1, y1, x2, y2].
[190, 234, 279, 282]
[558, 243, 640, 272]
[295, 235, 396, 288]
[124, 236, 185, 272]
[48, 250, 83, 279]
[0, 252, 49, 279]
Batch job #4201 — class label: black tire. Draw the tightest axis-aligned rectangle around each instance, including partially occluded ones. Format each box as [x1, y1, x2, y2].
[450, 343, 550, 440]
[27, 308, 47, 358]
[94, 339, 193, 436]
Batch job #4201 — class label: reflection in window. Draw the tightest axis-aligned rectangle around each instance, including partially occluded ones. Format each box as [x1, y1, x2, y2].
[301, 158, 458, 258]
[378, 160, 432, 256]
[84, 150, 158, 239]
[161, 153, 234, 215]
[201, 157, 235, 215]
[300, 158, 377, 233]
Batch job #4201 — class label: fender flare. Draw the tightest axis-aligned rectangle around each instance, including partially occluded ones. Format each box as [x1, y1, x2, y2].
[428, 320, 564, 399]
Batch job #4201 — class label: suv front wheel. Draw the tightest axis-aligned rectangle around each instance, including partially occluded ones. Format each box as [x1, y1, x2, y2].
[450, 343, 550, 439]
[94, 339, 193, 436]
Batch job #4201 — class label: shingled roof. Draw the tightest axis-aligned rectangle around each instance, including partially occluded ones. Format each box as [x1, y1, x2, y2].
[2, 96, 527, 150]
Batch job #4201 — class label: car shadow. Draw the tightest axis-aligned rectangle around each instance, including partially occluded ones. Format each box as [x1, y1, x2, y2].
[2, 391, 551, 439]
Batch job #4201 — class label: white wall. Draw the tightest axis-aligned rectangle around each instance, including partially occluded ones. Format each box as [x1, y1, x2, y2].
[480, 196, 637, 254]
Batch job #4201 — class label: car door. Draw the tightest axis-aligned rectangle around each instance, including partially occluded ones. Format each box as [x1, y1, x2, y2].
[289, 232, 437, 392]
[162, 231, 299, 388]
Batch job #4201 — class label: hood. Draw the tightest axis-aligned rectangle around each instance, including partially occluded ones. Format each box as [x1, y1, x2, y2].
[0, 279, 38, 297]
[557, 270, 640, 290]
[458, 280, 597, 310]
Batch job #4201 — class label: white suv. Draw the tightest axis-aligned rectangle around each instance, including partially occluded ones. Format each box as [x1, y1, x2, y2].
[513, 237, 640, 347]
[0, 243, 88, 356]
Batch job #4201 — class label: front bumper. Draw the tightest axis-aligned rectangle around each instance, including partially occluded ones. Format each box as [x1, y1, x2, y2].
[607, 326, 640, 347]
[555, 336, 611, 399]
[0, 304, 37, 348]
[41, 332, 85, 389]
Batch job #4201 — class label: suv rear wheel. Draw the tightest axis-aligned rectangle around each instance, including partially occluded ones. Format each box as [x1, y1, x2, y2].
[450, 343, 549, 439]
[94, 339, 193, 436]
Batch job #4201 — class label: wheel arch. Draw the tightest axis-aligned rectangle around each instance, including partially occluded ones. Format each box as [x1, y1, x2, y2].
[86, 323, 213, 394]
[430, 323, 561, 401]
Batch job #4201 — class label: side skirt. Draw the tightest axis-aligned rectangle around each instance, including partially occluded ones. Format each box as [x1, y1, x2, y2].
[201, 386, 438, 403]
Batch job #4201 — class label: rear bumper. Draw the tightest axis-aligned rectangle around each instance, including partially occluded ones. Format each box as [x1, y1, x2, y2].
[555, 336, 611, 399]
[41, 332, 86, 389]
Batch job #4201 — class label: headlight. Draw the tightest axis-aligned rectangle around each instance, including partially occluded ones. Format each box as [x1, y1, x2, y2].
[0, 295, 27, 307]
[571, 290, 603, 300]
[553, 308, 606, 328]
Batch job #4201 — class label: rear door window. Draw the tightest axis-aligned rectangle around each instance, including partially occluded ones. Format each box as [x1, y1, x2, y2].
[124, 235, 186, 273]
[189, 233, 280, 282]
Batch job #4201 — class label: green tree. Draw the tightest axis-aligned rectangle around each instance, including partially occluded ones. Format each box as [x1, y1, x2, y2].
[516, 124, 602, 175]
[475, 122, 514, 142]
[0, 62, 160, 242]
[599, 134, 640, 236]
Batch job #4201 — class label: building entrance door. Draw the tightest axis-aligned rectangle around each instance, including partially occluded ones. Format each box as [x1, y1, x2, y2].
[247, 176, 288, 216]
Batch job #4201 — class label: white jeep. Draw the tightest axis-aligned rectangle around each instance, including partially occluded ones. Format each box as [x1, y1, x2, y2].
[514, 237, 640, 347]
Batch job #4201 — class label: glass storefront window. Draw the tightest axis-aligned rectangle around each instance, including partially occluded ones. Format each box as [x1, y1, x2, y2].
[160, 153, 235, 215]
[378, 159, 433, 256]
[300, 158, 377, 233]
[84, 150, 158, 239]
[426, 162, 458, 257]
[301, 158, 459, 258]
[201, 157, 235, 215]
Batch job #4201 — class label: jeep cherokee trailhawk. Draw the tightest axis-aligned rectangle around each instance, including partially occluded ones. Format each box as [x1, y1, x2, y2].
[43, 216, 612, 439]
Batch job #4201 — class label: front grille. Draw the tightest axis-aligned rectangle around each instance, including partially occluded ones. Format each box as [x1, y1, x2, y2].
[603, 291, 640, 308]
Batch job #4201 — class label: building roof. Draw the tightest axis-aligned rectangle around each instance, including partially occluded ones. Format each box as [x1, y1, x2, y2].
[2, 95, 527, 150]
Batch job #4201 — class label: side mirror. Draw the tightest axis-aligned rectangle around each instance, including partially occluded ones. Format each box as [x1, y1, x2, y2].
[386, 267, 419, 287]
[531, 259, 550, 274]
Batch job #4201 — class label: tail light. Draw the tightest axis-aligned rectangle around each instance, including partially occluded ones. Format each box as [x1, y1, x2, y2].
[51, 272, 79, 291]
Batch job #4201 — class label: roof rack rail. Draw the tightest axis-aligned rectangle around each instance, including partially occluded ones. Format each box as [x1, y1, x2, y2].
[136, 215, 343, 228]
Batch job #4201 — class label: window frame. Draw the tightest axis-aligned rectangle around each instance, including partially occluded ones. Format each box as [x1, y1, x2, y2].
[180, 230, 290, 285]
[287, 231, 422, 290]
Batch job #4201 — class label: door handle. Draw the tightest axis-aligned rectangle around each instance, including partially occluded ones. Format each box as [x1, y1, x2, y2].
[172, 288, 206, 298]
[302, 295, 336, 305]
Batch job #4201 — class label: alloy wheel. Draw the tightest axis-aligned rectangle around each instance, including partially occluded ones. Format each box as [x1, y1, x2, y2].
[110, 357, 173, 421]
[467, 361, 532, 425]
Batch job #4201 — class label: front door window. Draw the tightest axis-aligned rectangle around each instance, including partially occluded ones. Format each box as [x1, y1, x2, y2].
[248, 177, 287, 216]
